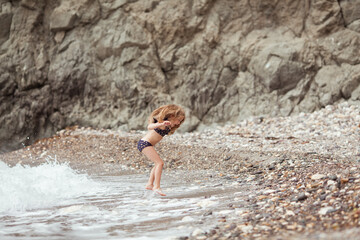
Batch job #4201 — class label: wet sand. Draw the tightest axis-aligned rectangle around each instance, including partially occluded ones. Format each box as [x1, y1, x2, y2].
[1, 102, 360, 239]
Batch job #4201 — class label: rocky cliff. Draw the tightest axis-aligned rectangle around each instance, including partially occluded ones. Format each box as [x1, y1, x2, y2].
[1, 0, 360, 152]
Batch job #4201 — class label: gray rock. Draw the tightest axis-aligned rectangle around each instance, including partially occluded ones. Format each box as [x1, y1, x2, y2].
[339, 0, 360, 26]
[348, 19, 360, 33]
[50, 11, 78, 32]
[292, 193, 308, 202]
[0, 13, 12, 44]
[319, 194, 327, 201]
[20, 0, 38, 10]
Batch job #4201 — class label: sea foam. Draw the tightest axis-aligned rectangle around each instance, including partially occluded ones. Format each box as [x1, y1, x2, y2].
[0, 160, 100, 213]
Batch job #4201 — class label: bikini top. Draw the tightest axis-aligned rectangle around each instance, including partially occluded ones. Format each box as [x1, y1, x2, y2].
[154, 127, 171, 137]
[153, 118, 171, 137]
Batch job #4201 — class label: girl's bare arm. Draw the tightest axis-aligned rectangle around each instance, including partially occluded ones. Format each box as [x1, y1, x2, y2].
[147, 121, 171, 130]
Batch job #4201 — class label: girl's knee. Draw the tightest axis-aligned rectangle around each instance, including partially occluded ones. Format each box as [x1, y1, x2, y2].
[156, 161, 164, 167]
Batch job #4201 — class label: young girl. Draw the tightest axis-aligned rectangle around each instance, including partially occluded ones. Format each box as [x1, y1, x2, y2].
[137, 104, 185, 196]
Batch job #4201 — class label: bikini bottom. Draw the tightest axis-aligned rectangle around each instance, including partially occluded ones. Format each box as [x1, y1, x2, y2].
[137, 139, 152, 152]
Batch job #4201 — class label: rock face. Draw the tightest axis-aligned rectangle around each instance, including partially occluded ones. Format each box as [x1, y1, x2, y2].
[0, 0, 360, 152]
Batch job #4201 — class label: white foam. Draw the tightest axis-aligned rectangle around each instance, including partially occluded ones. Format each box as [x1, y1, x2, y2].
[182, 216, 195, 222]
[0, 169, 246, 239]
[196, 199, 217, 208]
[216, 210, 234, 215]
[58, 205, 99, 215]
[0, 161, 101, 213]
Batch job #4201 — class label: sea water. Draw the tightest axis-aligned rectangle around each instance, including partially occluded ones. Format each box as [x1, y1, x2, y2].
[0, 161, 248, 240]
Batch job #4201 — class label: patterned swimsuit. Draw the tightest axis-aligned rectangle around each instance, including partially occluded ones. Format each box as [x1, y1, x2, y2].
[137, 127, 171, 152]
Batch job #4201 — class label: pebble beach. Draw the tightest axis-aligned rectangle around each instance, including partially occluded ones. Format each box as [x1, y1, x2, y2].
[1, 102, 360, 239]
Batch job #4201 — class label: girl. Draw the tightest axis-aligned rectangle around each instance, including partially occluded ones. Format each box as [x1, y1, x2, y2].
[137, 104, 185, 196]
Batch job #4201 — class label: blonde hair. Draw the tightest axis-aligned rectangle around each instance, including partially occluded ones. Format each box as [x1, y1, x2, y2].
[148, 104, 185, 135]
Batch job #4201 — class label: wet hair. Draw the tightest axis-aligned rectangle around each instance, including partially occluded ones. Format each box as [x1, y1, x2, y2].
[148, 104, 186, 135]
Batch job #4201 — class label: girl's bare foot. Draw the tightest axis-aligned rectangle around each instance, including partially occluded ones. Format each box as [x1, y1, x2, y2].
[145, 184, 154, 190]
[153, 188, 166, 196]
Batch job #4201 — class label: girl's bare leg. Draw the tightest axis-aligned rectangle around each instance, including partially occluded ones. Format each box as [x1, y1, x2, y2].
[142, 147, 166, 195]
[146, 167, 155, 190]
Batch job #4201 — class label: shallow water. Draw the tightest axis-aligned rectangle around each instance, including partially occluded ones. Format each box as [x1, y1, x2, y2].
[0, 161, 250, 239]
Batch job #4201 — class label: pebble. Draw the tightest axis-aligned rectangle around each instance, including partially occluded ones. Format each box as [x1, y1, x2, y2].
[295, 193, 308, 202]
[327, 180, 337, 185]
[329, 175, 338, 181]
[191, 228, 205, 237]
[286, 210, 295, 216]
[319, 194, 327, 201]
[203, 211, 212, 216]
[268, 165, 275, 170]
[311, 174, 327, 180]
[226, 223, 237, 231]
[238, 225, 253, 234]
[263, 189, 277, 194]
[319, 207, 336, 215]
[235, 209, 247, 215]
[350, 167, 357, 172]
